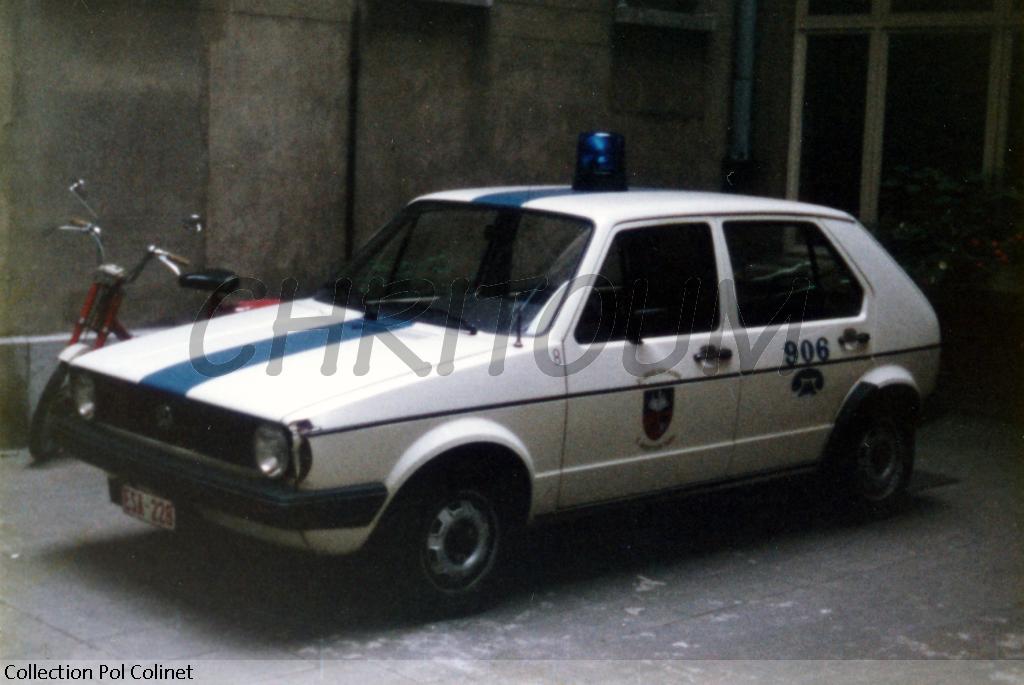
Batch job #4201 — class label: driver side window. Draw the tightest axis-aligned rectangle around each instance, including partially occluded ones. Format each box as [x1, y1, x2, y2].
[574, 223, 719, 343]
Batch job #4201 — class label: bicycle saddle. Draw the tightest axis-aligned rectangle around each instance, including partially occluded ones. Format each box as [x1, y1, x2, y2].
[178, 268, 240, 292]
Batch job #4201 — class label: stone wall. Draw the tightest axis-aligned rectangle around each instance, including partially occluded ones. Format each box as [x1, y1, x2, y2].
[1, 0, 752, 335]
[0, 0, 355, 338]
[2, 1, 209, 334]
[204, 1, 353, 295]
[351, 0, 736, 247]
[0, 0, 357, 445]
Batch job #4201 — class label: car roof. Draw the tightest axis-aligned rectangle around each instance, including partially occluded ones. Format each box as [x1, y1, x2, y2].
[414, 186, 855, 225]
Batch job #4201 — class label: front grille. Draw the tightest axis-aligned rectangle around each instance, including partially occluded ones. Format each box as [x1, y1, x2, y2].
[92, 373, 261, 470]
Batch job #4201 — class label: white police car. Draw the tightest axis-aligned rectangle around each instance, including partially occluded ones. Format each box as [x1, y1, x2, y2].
[53, 133, 940, 610]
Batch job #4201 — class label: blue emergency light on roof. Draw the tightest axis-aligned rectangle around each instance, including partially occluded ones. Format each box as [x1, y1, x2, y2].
[572, 131, 627, 192]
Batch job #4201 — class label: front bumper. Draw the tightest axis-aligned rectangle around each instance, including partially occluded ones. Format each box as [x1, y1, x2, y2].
[53, 415, 388, 531]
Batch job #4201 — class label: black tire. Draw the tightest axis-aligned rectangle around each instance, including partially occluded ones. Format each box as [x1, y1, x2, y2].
[373, 478, 510, 616]
[28, 363, 70, 463]
[834, 413, 914, 515]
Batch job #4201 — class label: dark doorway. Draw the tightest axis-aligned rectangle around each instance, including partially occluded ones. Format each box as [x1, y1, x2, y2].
[881, 33, 991, 187]
[798, 34, 870, 217]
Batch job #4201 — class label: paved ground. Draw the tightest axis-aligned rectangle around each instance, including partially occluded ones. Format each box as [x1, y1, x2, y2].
[0, 412, 1022, 683]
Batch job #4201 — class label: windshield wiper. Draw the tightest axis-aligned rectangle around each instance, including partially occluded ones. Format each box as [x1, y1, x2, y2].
[364, 299, 478, 335]
[314, 280, 366, 311]
[417, 302, 479, 335]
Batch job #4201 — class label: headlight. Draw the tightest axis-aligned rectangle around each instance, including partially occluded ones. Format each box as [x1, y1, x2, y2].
[71, 372, 96, 420]
[253, 423, 289, 478]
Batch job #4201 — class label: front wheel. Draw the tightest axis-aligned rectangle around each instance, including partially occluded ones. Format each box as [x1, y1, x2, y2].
[374, 483, 507, 616]
[419, 490, 500, 595]
[28, 363, 70, 463]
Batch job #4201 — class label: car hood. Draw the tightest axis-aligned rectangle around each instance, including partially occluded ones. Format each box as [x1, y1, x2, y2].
[71, 299, 499, 423]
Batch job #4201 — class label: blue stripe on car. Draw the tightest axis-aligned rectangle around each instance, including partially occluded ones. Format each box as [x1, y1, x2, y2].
[139, 317, 411, 396]
[472, 188, 579, 207]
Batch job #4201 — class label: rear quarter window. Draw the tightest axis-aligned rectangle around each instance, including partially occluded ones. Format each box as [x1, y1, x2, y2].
[723, 220, 864, 328]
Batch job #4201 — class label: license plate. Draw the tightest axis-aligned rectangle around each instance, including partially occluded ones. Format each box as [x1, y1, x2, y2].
[121, 485, 176, 531]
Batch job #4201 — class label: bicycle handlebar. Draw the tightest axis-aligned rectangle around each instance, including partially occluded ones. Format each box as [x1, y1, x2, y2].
[57, 221, 106, 264]
[55, 220, 193, 283]
[146, 245, 191, 278]
[55, 178, 202, 294]
[149, 246, 191, 267]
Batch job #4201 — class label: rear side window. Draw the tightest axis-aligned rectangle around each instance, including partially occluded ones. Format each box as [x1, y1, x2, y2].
[723, 220, 863, 328]
[575, 223, 719, 343]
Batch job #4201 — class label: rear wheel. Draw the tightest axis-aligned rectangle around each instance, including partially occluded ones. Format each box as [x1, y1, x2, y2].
[835, 413, 914, 514]
[853, 420, 908, 502]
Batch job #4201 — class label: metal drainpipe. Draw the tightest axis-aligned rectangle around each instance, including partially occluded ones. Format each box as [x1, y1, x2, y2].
[725, 0, 757, 191]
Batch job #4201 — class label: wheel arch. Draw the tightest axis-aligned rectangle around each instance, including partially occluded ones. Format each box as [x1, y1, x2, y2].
[822, 368, 922, 467]
[383, 418, 535, 525]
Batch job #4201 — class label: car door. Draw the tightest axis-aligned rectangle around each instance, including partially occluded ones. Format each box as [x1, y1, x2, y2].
[720, 217, 875, 476]
[557, 220, 740, 508]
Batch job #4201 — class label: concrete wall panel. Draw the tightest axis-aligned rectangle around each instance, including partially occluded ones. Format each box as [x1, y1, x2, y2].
[3, 0, 754, 331]
[4, 1, 208, 335]
[206, 8, 351, 295]
[352, 0, 735, 247]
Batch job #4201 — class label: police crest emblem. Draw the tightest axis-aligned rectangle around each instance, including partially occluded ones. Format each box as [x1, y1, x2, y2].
[642, 387, 674, 441]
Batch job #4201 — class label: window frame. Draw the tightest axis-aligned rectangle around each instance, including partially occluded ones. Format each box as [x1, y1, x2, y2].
[570, 218, 723, 345]
[719, 215, 870, 330]
[787, 0, 1022, 222]
[319, 200, 596, 338]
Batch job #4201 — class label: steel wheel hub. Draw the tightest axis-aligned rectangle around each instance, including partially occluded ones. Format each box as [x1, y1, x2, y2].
[423, 496, 494, 587]
[856, 424, 902, 500]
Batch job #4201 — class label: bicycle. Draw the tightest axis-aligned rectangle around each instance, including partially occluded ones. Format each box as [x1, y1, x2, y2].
[28, 179, 278, 462]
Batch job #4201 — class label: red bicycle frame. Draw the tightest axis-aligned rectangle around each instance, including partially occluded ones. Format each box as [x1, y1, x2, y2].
[68, 267, 134, 349]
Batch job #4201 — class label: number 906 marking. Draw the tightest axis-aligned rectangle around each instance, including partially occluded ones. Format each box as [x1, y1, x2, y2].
[784, 337, 829, 366]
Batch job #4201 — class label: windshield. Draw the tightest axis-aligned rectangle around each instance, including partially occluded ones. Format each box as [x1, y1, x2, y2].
[315, 202, 593, 335]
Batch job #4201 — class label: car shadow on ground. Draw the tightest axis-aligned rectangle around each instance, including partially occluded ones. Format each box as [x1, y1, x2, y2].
[34, 469, 958, 649]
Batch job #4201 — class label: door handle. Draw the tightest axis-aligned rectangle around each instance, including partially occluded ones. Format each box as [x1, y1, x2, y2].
[839, 328, 871, 346]
[694, 345, 733, 363]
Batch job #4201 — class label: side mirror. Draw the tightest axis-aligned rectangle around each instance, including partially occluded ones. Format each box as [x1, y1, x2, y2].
[183, 214, 204, 234]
